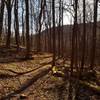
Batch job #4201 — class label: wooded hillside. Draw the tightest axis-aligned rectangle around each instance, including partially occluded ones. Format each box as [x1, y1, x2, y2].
[0, 0, 100, 99]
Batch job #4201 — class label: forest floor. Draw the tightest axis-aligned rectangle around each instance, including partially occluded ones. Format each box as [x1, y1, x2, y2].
[0, 45, 100, 100]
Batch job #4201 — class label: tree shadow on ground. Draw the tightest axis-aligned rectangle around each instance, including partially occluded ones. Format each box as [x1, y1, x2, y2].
[43, 82, 67, 100]
[0, 45, 33, 63]
[0, 66, 51, 100]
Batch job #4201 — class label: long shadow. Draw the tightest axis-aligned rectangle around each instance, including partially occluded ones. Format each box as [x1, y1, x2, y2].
[0, 46, 32, 63]
[0, 58, 27, 63]
[74, 83, 93, 100]
[43, 82, 67, 100]
[69, 78, 100, 100]
[0, 56, 34, 63]
[0, 51, 33, 63]
[56, 83, 67, 100]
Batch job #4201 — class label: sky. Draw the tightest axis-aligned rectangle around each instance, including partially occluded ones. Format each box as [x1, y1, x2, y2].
[2, 0, 100, 34]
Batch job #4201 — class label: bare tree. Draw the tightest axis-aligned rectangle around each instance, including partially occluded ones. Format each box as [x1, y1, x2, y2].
[0, 0, 5, 38]
[90, 0, 99, 70]
[14, 0, 20, 51]
[25, 0, 30, 58]
[80, 0, 86, 73]
[68, 0, 78, 99]
[21, 0, 25, 46]
[5, 0, 14, 47]
[37, 0, 46, 52]
[52, 0, 56, 66]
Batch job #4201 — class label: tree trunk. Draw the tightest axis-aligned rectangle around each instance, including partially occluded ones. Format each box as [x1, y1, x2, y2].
[37, 0, 46, 52]
[6, 0, 12, 48]
[25, 0, 30, 58]
[52, 0, 56, 66]
[90, 0, 98, 70]
[80, 0, 86, 73]
[22, 0, 25, 46]
[14, 0, 20, 51]
[0, 0, 5, 38]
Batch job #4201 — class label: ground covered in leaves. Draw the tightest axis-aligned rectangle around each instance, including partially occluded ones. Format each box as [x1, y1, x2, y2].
[0, 46, 100, 100]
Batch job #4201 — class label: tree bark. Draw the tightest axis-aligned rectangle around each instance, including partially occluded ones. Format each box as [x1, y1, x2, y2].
[6, 0, 13, 48]
[80, 0, 86, 73]
[52, 0, 56, 66]
[90, 0, 98, 70]
[14, 0, 20, 51]
[0, 0, 5, 38]
[25, 0, 30, 58]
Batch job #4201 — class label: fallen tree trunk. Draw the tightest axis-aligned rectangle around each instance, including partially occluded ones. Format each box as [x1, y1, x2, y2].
[51, 70, 100, 95]
[79, 80, 100, 95]
[1, 65, 52, 99]
[0, 60, 52, 78]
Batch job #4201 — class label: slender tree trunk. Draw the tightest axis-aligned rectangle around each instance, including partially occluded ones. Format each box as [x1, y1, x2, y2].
[52, 0, 56, 66]
[25, 0, 30, 58]
[30, 0, 33, 49]
[61, 1, 64, 57]
[90, 0, 98, 70]
[6, 1, 12, 47]
[80, 0, 86, 73]
[57, 0, 61, 57]
[68, 0, 78, 99]
[47, 1, 52, 52]
[0, 0, 5, 38]
[14, 0, 19, 51]
[37, 0, 46, 52]
[70, 0, 78, 76]
[22, 0, 25, 46]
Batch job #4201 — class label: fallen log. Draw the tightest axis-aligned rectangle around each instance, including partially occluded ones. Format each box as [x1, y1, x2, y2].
[79, 80, 100, 95]
[0, 65, 52, 100]
[0, 60, 52, 78]
[51, 69, 100, 95]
